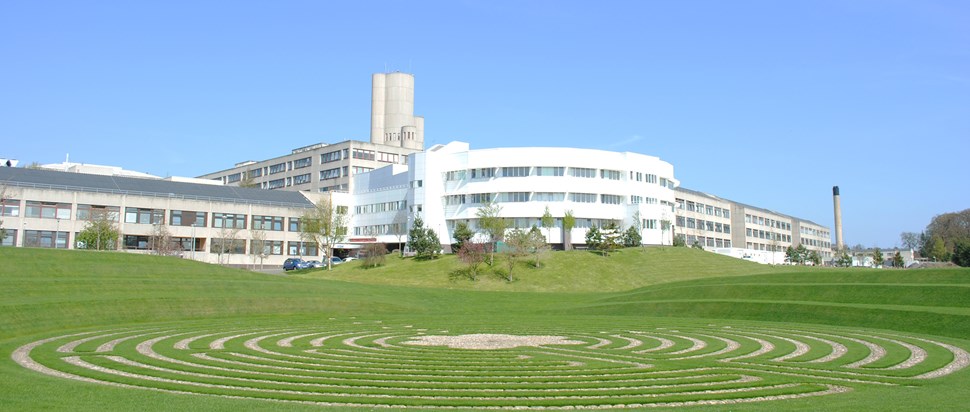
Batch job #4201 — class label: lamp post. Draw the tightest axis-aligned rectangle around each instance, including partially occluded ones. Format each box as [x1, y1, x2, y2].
[55, 218, 61, 249]
[191, 223, 197, 261]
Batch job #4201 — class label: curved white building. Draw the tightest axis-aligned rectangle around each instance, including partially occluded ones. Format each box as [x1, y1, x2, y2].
[352, 141, 679, 249]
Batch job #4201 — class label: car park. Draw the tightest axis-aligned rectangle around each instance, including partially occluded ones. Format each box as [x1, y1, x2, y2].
[305, 260, 324, 268]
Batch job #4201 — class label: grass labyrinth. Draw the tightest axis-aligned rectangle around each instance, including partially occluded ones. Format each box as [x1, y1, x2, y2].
[15, 318, 969, 409]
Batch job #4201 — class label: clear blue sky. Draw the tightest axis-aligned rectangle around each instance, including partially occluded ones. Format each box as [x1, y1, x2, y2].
[2, 1, 968, 248]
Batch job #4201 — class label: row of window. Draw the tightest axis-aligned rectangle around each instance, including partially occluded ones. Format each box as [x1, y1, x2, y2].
[676, 216, 732, 234]
[745, 214, 792, 231]
[354, 200, 407, 215]
[678, 199, 731, 219]
[353, 223, 405, 236]
[444, 192, 664, 206]
[443, 167, 673, 186]
[800, 226, 831, 239]
[684, 235, 732, 249]
[745, 228, 792, 243]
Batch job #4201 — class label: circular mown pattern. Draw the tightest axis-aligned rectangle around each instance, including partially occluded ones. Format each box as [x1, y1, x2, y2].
[13, 319, 969, 409]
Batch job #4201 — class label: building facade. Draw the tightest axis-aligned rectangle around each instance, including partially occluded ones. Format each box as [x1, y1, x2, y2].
[0, 167, 349, 266]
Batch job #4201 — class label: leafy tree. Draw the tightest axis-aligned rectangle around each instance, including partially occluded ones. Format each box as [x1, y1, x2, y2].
[691, 241, 704, 250]
[475, 201, 505, 265]
[600, 221, 622, 256]
[872, 249, 884, 268]
[660, 219, 672, 245]
[407, 217, 441, 259]
[672, 234, 686, 247]
[456, 241, 489, 281]
[784, 246, 796, 264]
[892, 251, 905, 268]
[928, 236, 948, 262]
[953, 240, 970, 267]
[502, 229, 530, 282]
[922, 209, 970, 257]
[452, 221, 473, 251]
[301, 198, 349, 270]
[585, 226, 602, 252]
[632, 211, 643, 248]
[362, 243, 388, 268]
[809, 250, 821, 266]
[622, 225, 642, 247]
[212, 227, 240, 264]
[151, 224, 177, 256]
[541, 206, 554, 246]
[795, 244, 809, 265]
[249, 229, 269, 269]
[239, 169, 260, 188]
[527, 226, 549, 268]
[835, 250, 853, 267]
[75, 213, 120, 250]
[562, 210, 575, 250]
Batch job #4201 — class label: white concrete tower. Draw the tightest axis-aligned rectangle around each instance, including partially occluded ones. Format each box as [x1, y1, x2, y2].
[370, 72, 424, 150]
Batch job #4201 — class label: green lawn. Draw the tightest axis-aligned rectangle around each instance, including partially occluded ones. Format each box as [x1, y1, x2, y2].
[2, 247, 969, 411]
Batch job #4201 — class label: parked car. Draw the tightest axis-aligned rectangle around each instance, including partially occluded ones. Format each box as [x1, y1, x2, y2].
[283, 258, 310, 271]
[342, 256, 357, 262]
[305, 260, 324, 268]
[330, 256, 344, 265]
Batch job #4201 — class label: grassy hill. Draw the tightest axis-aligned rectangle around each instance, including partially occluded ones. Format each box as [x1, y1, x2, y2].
[2, 247, 970, 411]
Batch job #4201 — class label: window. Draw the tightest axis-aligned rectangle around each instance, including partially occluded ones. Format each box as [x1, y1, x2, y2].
[293, 173, 311, 185]
[320, 150, 342, 163]
[320, 168, 341, 180]
[269, 162, 287, 174]
[252, 215, 284, 231]
[1, 198, 20, 217]
[170, 210, 207, 227]
[288, 217, 302, 232]
[687, 218, 696, 229]
[352, 149, 375, 160]
[77, 204, 120, 222]
[211, 238, 246, 254]
[706, 205, 714, 215]
[569, 167, 595, 178]
[123, 235, 153, 250]
[470, 168, 495, 179]
[287, 241, 318, 256]
[351, 167, 373, 175]
[600, 169, 622, 180]
[569, 193, 596, 203]
[645, 174, 658, 184]
[212, 213, 246, 229]
[645, 219, 658, 229]
[171, 237, 204, 252]
[445, 194, 466, 205]
[469, 193, 493, 204]
[1, 229, 16, 246]
[644, 197, 658, 204]
[445, 170, 466, 181]
[501, 167, 530, 177]
[247, 168, 262, 178]
[23, 230, 69, 248]
[723, 209, 730, 219]
[268, 178, 285, 189]
[724, 224, 731, 234]
[535, 166, 564, 176]
[226, 173, 241, 183]
[293, 157, 312, 169]
[534, 192, 565, 202]
[498, 192, 530, 202]
[631, 195, 643, 204]
[25, 201, 71, 219]
[251, 240, 283, 255]
[676, 216, 686, 226]
[601, 194, 622, 204]
[377, 152, 399, 163]
[124, 207, 164, 225]
[686, 201, 696, 212]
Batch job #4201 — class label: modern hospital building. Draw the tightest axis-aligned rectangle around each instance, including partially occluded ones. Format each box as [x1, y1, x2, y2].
[1, 72, 832, 265]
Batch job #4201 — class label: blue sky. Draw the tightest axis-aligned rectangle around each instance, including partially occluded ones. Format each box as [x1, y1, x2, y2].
[2, 1, 968, 248]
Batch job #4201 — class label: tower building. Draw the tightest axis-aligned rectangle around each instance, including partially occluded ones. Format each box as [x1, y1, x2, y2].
[370, 72, 424, 150]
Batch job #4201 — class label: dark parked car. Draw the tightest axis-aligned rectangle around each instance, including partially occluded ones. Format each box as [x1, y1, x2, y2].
[283, 258, 310, 271]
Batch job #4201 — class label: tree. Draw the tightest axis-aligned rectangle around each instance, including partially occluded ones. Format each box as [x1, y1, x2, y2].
[391, 208, 409, 257]
[502, 229, 530, 282]
[301, 197, 349, 270]
[527, 226, 549, 268]
[892, 251, 905, 268]
[598, 221, 622, 256]
[213, 227, 240, 264]
[362, 242, 388, 268]
[249, 228, 268, 269]
[872, 249, 884, 268]
[585, 226, 602, 253]
[0, 184, 10, 245]
[562, 210, 576, 251]
[920, 209, 970, 259]
[952, 240, 970, 267]
[239, 169, 260, 188]
[660, 218, 672, 246]
[928, 236, 948, 262]
[475, 201, 505, 265]
[407, 217, 441, 259]
[835, 249, 853, 267]
[76, 212, 120, 250]
[809, 250, 821, 266]
[541, 206, 555, 246]
[900, 232, 921, 251]
[795, 244, 809, 265]
[632, 211, 643, 248]
[150, 224, 177, 256]
[784, 246, 796, 264]
[456, 241, 489, 281]
[452, 221, 473, 252]
[622, 225, 642, 247]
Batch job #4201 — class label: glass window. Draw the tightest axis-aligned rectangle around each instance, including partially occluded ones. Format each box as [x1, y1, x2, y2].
[288, 217, 302, 232]
[534, 192, 565, 202]
[320, 150, 342, 163]
[267, 178, 285, 189]
[320, 168, 341, 180]
[293, 173, 311, 185]
[1, 198, 20, 217]
[569, 193, 597, 203]
[269, 162, 287, 174]
[287, 241, 318, 256]
[293, 157, 312, 169]
[226, 173, 241, 183]
[600, 194, 622, 204]
[501, 167, 530, 177]
[569, 167, 596, 178]
[212, 213, 247, 229]
[498, 192, 530, 202]
[352, 149, 375, 160]
[252, 215, 284, 231]
[24, 230, 69, 249]
[535, 167, 564, 176]
[25, 201, 71, 219]
[600, 169, 622, 180]
[211, 238, 246, 254]
[469, 193, 493, 204]
[124, 207, 164, 224]
[251, 240, 284, 255]
[76, 204, 120, 222]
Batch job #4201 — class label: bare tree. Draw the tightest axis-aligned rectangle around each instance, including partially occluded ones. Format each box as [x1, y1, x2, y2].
[150, 224, 177, 256]
[0, 184, 8, 244]
[541, 206, 555, 246]
[476, 200, 505, 265]
[214, 227, 241, 264]
[249, 228, 268, 269]
[391, 207, 409, 257]
[301, 197, 349, 270]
